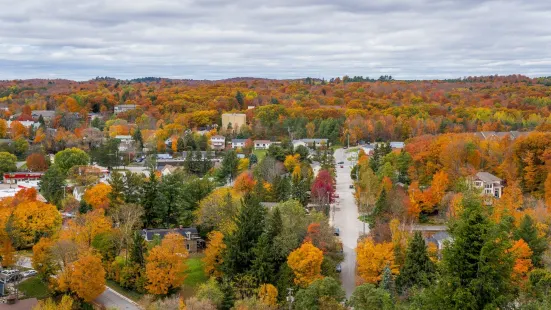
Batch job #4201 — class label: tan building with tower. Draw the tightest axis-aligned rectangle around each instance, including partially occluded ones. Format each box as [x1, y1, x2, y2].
[222, 113, 246, 131]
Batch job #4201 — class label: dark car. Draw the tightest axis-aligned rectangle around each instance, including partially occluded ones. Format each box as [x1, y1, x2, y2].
[337, 161, 344, 164]
[340, 165, 344, 168]
[334, 227, 340, 236]
[336, 264, 342, 273]
[349, 184, 354, 189]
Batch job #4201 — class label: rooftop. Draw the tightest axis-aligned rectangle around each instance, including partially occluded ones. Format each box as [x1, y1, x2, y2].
[475, 171, 502, 183]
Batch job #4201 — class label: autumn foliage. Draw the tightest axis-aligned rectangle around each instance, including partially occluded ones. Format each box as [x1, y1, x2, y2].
[145, 232, 189, 295]
[202, 230, 226, 278]
[287, 241, 324, 287]
[83, 183, 112, 210]
[356, 238, 398, 284]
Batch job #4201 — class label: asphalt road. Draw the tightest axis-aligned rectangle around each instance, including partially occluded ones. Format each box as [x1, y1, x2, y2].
[333, 148, 365, 297]
[95, 287, 140, 310]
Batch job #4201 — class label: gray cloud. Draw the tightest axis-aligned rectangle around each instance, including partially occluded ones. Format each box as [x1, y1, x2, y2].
[0, 0, 550, 80]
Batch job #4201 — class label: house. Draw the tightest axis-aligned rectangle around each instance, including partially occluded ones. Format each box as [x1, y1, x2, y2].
[115, 135, 133, 151]
[7, 120, 39, 129]
[157, 153, 172, 160]
[221, 113, 246, 131]
[114, 104, 137, 114]
[3, 172, 44, 183]
[141, 227, 204, 253]
[292, 139, 328, 149]
[411, 225, 451, 251]
[31, 110, 56, 120]
[210, 135, 226, 150]
[160, 165, 179, 176]
[182, 151, 215, 160]
[88, 113, 101, 120]
[0, 139, 13, 147]
[471, 172, 503, 198]
[231, 139, 247, 149]
[474, 131, 530, 141]
[0, 104, 8, 111]
[254, 140, 273, 150]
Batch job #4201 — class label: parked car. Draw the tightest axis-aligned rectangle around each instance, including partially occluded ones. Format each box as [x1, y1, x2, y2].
[1, 270, 17, 276]
[334, 194, 340, 198]
[349, 184, 354, 189]
[21, 270, 37, 278]
[340, 165, 344, 168]
[336, 264, 342, 273]
[334, 227, 340, 236]
[337, 161, 344, 164]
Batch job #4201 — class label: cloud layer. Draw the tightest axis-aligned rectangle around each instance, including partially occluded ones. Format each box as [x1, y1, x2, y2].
[1, 0, 550, 80]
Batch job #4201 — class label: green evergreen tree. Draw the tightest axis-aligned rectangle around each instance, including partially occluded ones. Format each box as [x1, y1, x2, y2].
[218, 150, 239, 183]
[396, 231, 435, 292]
[418, 195, 515, 309]
[141, 171, 164, 227]
[220, 278, 236, 310]
[294, 277, 345, 310]
[514, 214, 547, 267]
[78, 200, 92, 214]
[235, 91, 245, 109]
[368, 188, 387, 228]
[273, 175, 291, 202]
[132, 128, 143, 149]
[108, 170, 125, 206]
[380, 265, 395, 295]
[129, 231, 147, 266]
[39, 165, 66, 208]
[222, 194, 266, 276]
[250, 234, 275, 284]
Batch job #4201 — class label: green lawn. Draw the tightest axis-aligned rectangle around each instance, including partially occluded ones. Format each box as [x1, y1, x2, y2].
[181, 254, 208, 300]
[18, 277, 50, 299]
[106, 280, 143, 302]
[253, 149, 267, 161]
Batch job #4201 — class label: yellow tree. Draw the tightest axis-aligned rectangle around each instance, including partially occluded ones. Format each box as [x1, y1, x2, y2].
[202, 231, 226, 277]
[492, 181, 523, 224]
[234, 172, 256, 193]
[69, 252, 106, 302]
[33, 295, 74, 310]
[0, 119, 6, 138]
[195, 188, 241, 234]
[544, 172, 551, 209]
[258, 284, 278, 306]
[32, 237, 57, 278]
[287, 242, 324, 287]
[12, 201, 62, 247]
[237, 158, 250, 173]
[422, 170, 449, 213]
[146, 233, 189, 295]
[284, 154, 301, 172]
[356, 238, 397, 284]
[61, 209, 112, 247]
[83, 183, 112, 210]
[0, 236, 15, 267]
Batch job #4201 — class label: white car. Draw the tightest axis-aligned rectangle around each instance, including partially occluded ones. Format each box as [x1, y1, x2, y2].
[21, 270, 37, 277]
[1, 269, 18, 276]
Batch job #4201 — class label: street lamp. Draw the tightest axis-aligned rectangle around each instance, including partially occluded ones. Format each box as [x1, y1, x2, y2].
[286, 288, 294, 310]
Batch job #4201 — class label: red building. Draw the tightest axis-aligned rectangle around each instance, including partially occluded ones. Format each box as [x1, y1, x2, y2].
[3, 172, 44, 183]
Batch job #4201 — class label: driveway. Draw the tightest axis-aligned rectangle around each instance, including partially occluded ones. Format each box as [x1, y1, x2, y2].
[333, 148, 365, 297]
[94, 287, 140, 310]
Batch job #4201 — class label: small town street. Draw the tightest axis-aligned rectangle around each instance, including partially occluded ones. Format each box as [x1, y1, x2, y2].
[332, 148, 365, 297]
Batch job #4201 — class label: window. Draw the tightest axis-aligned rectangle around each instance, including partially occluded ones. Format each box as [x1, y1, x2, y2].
[186, 244, 190, 251]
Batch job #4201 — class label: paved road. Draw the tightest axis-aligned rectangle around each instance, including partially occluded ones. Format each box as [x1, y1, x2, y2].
[95, 286, 140, 310]
[333, 148, 365, 297]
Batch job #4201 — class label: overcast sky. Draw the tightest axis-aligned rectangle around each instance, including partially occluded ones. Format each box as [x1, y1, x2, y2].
[1, 0, 550, 80]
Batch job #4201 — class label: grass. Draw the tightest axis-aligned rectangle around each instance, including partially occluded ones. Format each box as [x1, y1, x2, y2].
[106, 279, 143, 302]
[18, 277, 50, 299]
[181, 254, 207, 300]
[253, 149, 267, 161]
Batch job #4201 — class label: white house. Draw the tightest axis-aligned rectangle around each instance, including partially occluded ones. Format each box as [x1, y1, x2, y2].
[115, 135, 133, 152]
[114, 104, 137, 114]
[472, 172, 503, 198]
[7, 120, 39, 129]
[292, 138, 328, 149]
[210, 135, 226, 150]
[254, 140, 273, 150]
[231, 139, 247, 149]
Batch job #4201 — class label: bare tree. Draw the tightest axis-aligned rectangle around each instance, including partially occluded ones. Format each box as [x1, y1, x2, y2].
[110, 203, 144, 260]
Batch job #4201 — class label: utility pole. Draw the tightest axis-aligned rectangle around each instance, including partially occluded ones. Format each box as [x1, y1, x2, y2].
[286, 288, 294, 310]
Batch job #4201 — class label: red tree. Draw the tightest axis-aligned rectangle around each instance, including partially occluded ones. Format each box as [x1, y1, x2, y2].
[310, 170, 335, 206]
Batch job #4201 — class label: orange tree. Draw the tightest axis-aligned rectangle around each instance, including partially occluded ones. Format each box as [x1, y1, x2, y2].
[145, 233, 189, 294]
[202, 230, 226, 278]
[356, 238, 397, 284]
[287, 241, 324, 287]
[83, 183, 112, 210]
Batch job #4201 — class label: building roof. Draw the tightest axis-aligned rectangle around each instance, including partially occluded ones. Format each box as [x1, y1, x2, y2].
[211, 135, 225, 139]
[232, 139, 247, 143]
[254, 140, 272, 144]
[31, 110, 55, 118]
[475, 131, 530, 141]
[222, 113, 246, 116]
[115, 104, 137, 108]
[114, 135, 132, 139]
[297, 138, 328, 143]
[475, 171, 502, 183]
[390, 142, 405, 148]
[141, 227, 199, 241]
[0, 139, 13, 144]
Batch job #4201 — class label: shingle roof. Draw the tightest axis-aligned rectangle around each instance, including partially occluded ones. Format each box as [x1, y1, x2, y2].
[475, 171, 502, 183]
[141, 227, 199, 241]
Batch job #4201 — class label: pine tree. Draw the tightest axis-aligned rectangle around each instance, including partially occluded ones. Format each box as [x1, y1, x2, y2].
[396, 232, 435, 292]
[129, 231, 146, 266]
[222, 194, 266, 276]
[423, 195, 515, 309]
[235, 91, 245, 109]
[273, 175, 291, 202]
[250, 234, 275, 284]
[132, 128, 143, 149]
[514, 214, 547, 267]
[368, 189, 387, 228]
[141, 171, 164, 227]
[380, 265, 395, 296]
[39, 165, 66, 208]
[176, 137, 185, 153]
[108, 171, 125, 206]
